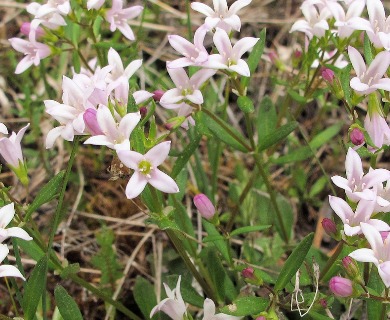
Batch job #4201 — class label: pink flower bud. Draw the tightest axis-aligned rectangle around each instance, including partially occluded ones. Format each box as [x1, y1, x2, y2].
[350, 128, 364, 146]
[20, 22, 45, 39]
[194, 194, 215, 220]
[269, 51, 278, 64]
[342, 257, 360, 280]
[319, 298, 327, 308]
[329, 276, 353, 297]
[321, 68, 335, 83]
[242, 267, 255, 279]
[256, 317, 266, 320]
[139, 106, 148, 117]
[321, 218, 337, 237]
[294, 50, 302, 59]
[153, 90, 165, 102]
[83, 108, 103, 135]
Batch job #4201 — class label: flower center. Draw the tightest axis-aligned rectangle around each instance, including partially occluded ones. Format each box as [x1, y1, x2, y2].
[138, 159, 153, 177]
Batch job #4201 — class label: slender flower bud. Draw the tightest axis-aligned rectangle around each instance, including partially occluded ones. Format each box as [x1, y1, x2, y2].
[319, 298, 327, 308]
[321, 218, 337, 238]
[329, 276, 353, 297]
[139, 106, 148, 117]
[194, 194, 215, 220]
[242, 267, 255, 279]
[241, 267, 263, 285]
[20, 22, 45, 39]
[321, 68, 335, 83]
[153, 90, 164, 102]
[342, 257, 360, 280]
[83, 108, 103, 135]
[350, 127, 365, 146]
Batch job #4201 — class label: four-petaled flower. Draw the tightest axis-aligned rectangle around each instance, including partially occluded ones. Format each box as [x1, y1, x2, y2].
[105, 0, 143, 41]
[206, 28, 259, 76]
[117, 141, 179, 199]
[350, 223, 390, 287]
[191, 0, 251, 32]
[348, 46, 390, 95]
[150, 276, 187, 320]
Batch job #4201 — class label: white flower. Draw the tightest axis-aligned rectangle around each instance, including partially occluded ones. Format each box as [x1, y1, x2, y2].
[150, 276, 187, 320]
[0, 203, 32, 243]
[0, 244, 26, 280]
[191, 0, 251, 32]
[117, 141, 179, 199]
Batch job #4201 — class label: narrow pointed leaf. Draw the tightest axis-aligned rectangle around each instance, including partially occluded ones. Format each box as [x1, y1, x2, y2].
[258, 122, 298, 151]
[54, 285, 83, 320]
[230, 225, 271, 237]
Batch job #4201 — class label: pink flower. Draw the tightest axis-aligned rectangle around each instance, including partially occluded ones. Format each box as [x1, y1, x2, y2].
[84, 106, 141, 151]
[150, 276, 187, 320]
[27, 2, 67, 30]
[191, 0, 251, 32]
[105, 0, 143, 41]
[0, 124, 29, 185]
[117, 141, 179, 199]
[9, 33, 51, 74]
[206, 28, 259, 76]
[194, 194, 216, 220]
[0, 244, 26, 280]
[364, 111, 390, 150]
[329, 276, 353, 297]
[328, 195, 390, 236]
[366, 0, 390, 50]
[331, 148, 390, 202]
[167, 26, 209, 69]
[348, 46, 390, 95]
[160, 67, 215, 108]
[350, 223, 390, 287]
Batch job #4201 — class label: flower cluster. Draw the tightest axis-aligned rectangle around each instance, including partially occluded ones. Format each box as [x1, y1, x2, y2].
[158, 0, 259, 128]
[9, 0, 143, 74]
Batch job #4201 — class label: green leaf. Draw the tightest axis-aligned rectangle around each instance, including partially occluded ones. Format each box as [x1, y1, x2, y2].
[237, 96, 255, 113]
[171, 131, 202, 178]
[363, 32, 373, 64]
[60, 263, 80, 279]
[367, 268, 384, 319]
[230, 225, 271, 237]
[306, 311, 333, 320]
[274, 232, 314, 292]
[272, 146, 312, 164]
[287, 89, 307, 104]
[25, 171, 65, 221]
[219, 296, 269, 316]
[202, 220, 232, 263]
[202, 235, 226, 243]
[258, 122, 298, 151]
[92, 15, 103, 38]
[202, 111, 249, 152]
[23, 256, 48, 320]
[241, 28, 266, 88]
[54, 285, 83, 320]
[134, 277, 158, 320]
[257, 96, 277, 138]
[308, 123, 343, 149]
[340, 64, 352, 105]
[309, 176, 328, 198]
[94, 42, 128, 50]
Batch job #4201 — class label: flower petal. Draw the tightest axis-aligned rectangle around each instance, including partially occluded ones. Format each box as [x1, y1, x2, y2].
[145, 141, 171, 166]
[149, 169, 179, 194]
[117, 150, 144, 170]
[349, 248, 378, 264]
[0, 203, 15, 229]
[125, 172, 148, 199]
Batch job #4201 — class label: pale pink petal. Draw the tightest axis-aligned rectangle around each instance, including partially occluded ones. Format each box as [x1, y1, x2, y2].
[229, 59, 250, 76]
[0, 245, 8, 263]
[367, 219, 390, 232]
[6, 227, 33, 241]
[232, 37, 259, 59]
[229, 0, 251, 14]
[345, 148, 363, 181]
[203, 298, 216, 319]
[84, 135, 114, 148]
[379, 261, 390, 287]
[366, 51, 390, 79]
[167, 67, 190, 88]
[15, 56, 34, 74]
[167, 58, 193, 69]
[349, 248, 378, 264]
[149, 169, 179, 194]
[0, 265, 25, 280]
[0, 204, 15, 228]
[350, 77, 371, 93]
[121, 5, 143, 20]
[168, 35, 194, 58]
[213, 28, 232, 56]
[125, 172, 148, 199]
[344, 224, 362, 236]
[331, 176, 352, 192]
[145, 141, 171, 166]
[328, 196, 353, 223]
[119, 112, 141, 138]
[372, 78, 390, 91]
[160, 89, 184, 105]
[191, 2, 214, 16]
[362, 169, 390, 188]
[46, 127, 65, 149]
[118, 24, 135, 41]
[117, 150, 143, 170]
[133, 90, 154, 104]
[222, 14, 241, 31]
[97, 106, 118, 139]
[348, 46, 366, 77]
[190, 69, 216, 88]
[186, 90, 203, 104]
[0, 123, 8, 135]
[124, 59, 142, 79]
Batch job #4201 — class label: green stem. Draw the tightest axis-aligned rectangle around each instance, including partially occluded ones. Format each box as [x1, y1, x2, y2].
[380, 288, 389, 319]
[320, 241, 344, 281]
[253, 153, 289, 243]
[166, 229, 218, 302]
[185, 0, 193, 40]
[202, 108, 252, 151]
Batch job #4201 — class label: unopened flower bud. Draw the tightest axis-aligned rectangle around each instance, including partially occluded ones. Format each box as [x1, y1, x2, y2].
[321, 218, 337, 238]
[319, 298, 327, 308]
[194, 194, 215, 220]
[20, 22, 45, 39]
[342, 257, 361, 280]
[153, 90, 164, 102]
[256, 317, 266, 320]
[84, 108, 103, 135]
[350, 128, 364, 146]
[241, 267, 263, 285]
[321, 68, 335, 83]
[329, 276, 353, 297]
[165, 116, 186, 131]
[139, 106, 148, 117]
